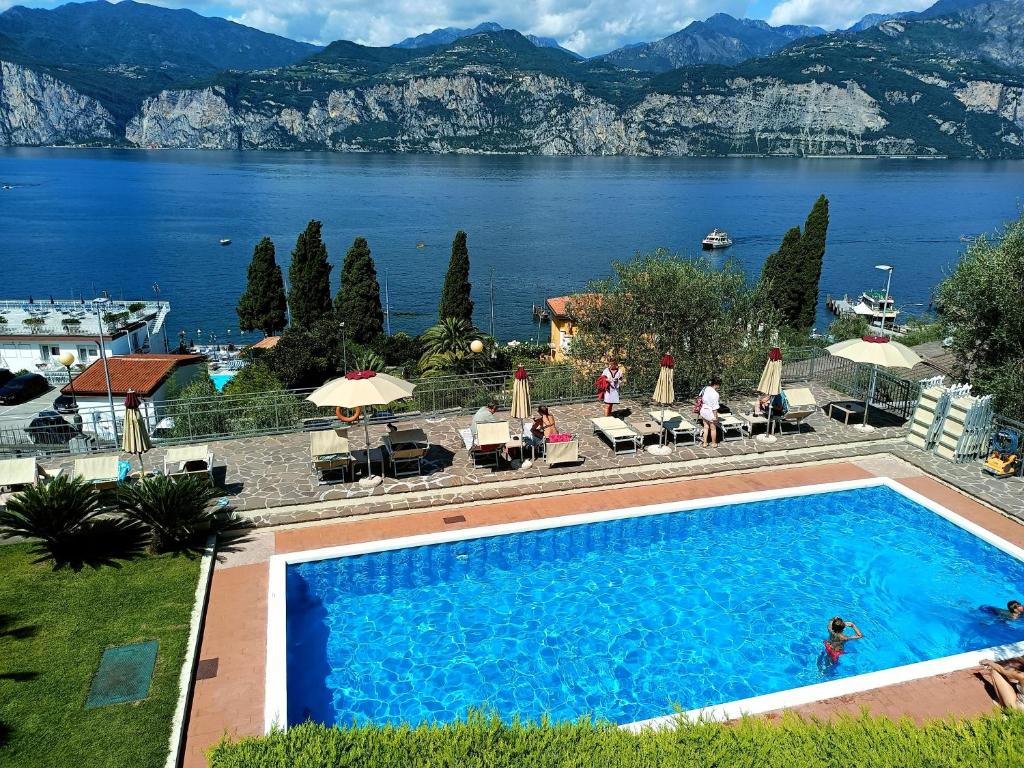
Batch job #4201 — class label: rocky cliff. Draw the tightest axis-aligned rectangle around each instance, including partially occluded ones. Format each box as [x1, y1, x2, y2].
[0, 61, 115, 145]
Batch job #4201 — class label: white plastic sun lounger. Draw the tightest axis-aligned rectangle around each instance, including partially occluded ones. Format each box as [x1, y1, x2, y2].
[590, 417, 642, 455]
[472, 421, 511, 468]
[776, 387, 818, 433]
[648, 410, 699, 443]
[309, 429, 353, 484]
[164, 444, 214, 482]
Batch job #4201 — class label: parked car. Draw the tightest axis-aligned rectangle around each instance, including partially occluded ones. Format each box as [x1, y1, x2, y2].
[0, 369, 14, 388]
[0, 373, 49, 405]
[52, 393, 79, 414]
[25, 411, 84, 446]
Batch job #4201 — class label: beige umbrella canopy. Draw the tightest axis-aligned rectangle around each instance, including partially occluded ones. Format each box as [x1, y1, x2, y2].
[757, 347, 783, 397]
[306, 371, 417, 480]
[826, 335, 922, 430]
[510, 366, 533, 466]
[121, 389, 152, 473]
[651, 354, 675, 452]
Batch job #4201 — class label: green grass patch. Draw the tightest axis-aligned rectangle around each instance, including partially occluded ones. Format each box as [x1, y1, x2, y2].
[210, 710, 1024, 767]
[0, 543, 200, 768]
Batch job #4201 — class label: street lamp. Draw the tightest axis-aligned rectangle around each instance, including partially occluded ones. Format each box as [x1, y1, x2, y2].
[92, 297, 119, 445]
[340, 321, 348, 373]
[875, 265, 894, 336]
[57, 351, 77, 410]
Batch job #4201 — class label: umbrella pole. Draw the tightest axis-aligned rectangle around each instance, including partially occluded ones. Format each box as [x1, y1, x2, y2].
[364, 412, 373, 477]
[857, 366, 878, 432]
[661, 405, 667, 446]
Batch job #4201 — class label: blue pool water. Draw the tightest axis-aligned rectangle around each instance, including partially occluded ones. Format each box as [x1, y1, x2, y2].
[285, 486, 1024, 726]
[210, 372, 235, 391]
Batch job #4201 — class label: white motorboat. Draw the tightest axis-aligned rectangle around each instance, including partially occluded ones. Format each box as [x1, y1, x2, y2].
[219, 238, 232, 246]
[702, 229, 733, 249]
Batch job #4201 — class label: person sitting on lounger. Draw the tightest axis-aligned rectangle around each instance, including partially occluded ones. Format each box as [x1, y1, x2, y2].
[823, 616, 863, 664]
[531, 405, 557, 439]
[471, 402, 500, 440]
[980, 659, 1024, 709]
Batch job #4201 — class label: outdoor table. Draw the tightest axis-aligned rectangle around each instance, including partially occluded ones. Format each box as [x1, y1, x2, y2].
[631, 420, 663, 444]
[505, 434, 524, 458]
[828, 401, 865, 425]
[350, 447, 385, 479]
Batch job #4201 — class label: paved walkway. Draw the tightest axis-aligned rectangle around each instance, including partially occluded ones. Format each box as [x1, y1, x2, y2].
[181, 456, 1021, 768]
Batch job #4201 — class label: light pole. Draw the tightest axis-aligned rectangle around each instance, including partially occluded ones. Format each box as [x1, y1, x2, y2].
[875, 265, 894, 336]
[340, 321, 348, 373]
[93, 297, 119, 445]
[57, 351, 77, 409]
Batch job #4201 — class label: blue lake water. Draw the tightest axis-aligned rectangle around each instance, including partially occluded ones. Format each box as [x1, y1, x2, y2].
[285, 485, 1024, 727]
[2, 150, 1023, 343]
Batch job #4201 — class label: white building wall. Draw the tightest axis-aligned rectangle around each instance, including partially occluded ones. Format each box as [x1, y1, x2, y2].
[0, 321, 154, 371]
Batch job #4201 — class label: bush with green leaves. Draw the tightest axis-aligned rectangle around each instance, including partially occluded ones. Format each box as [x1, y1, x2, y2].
[116, 475, 220, 553]
[167, 374, 230, 440]
[827, 314, 870, 342]
[0, 476, 104, 559]
[938, 213, 1024, 418]
[419, 318, 496, 377]
[209, 710, 1024, 768]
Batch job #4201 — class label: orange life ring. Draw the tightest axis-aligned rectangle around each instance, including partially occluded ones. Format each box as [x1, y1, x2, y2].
[335, 406, 361, 423]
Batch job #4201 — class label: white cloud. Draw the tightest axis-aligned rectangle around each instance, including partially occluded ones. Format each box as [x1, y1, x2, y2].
[766, 0, 933, 30]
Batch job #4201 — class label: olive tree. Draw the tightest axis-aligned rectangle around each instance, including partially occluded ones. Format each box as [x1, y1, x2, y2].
[937, 213, 1024, 418]
[568, 250, 780, 398]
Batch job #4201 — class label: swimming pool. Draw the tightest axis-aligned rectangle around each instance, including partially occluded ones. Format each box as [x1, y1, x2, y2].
[210, 371, 235, 391]
[268, 479, 1024, 730]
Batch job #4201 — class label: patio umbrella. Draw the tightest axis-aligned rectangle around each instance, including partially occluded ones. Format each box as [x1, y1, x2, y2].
[306, 370, 417, 483]
[826, 335, 922, 431]
[509, 366, 533, 467]
[121, 389, 152, 474]
[756, 347, 783, 443]
[649, 354, 674, 455]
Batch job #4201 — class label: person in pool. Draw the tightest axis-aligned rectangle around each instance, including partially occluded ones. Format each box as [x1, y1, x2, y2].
[824, 616, 864, 664]
[980, 600, 1024, 621]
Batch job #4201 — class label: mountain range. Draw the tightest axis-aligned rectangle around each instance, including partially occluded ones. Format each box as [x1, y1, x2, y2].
[1, 0, 1023, 158]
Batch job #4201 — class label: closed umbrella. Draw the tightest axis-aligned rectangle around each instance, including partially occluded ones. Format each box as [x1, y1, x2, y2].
[121, 389, 152, 474]
[306, 370, 416, 484]
[509, 366, 533, 467]
[826, 335, 922, 431]
[756, 347, 783, 443]
[650, 354, 674, 455]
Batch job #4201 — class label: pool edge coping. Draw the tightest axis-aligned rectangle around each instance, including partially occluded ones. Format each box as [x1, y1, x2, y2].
[263, 476, 1024, 733]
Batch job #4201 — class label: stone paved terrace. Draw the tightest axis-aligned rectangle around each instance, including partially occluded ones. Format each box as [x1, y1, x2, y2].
[38, 380, 1022, 523]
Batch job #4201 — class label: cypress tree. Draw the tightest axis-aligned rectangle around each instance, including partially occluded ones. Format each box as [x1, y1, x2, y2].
[236, 237, 288, 336]
[287, 220, 333, 329]
[335, 236, 384, 345]
[795, 194, 830, 329]
[438, 230, 474, 324]
[760, 226, 805, 328]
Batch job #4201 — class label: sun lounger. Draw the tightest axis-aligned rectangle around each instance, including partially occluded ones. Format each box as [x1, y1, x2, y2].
[472, 421, 511, 468]
[649, 410, 698, 443]
[775, 387, 818, 433]
[164, 444, 214, 482]
[590, 417, 643, 455]
[309, 429, 352, 484]
[382, 428, 429, 478]
[0, 457, 42, 490]
[74, 455, 120, 490]
[544, 436, 579, 466]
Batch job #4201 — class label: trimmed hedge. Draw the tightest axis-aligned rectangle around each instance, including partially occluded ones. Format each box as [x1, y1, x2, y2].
[209, 710, 1024, 767]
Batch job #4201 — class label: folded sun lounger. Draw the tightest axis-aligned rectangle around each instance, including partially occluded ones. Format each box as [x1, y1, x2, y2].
[309, 429, 352, 484]
[590, 417, 642, 455]
[775, 387, 818, 433]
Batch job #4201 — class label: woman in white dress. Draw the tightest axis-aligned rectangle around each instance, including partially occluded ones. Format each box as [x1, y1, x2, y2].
[699, 376, 722, 448]
[601, 360, 624, 418]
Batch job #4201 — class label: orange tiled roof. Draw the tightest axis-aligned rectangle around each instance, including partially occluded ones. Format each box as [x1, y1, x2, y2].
[546, 294, 599, 318]
[250, 336, 280, 350]
[63, 354, 205, 397]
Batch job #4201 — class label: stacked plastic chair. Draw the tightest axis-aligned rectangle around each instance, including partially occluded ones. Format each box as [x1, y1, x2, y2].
[934, 393, 993, 464]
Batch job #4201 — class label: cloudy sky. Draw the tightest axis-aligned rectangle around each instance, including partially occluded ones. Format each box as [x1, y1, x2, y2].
[10, 0, 938, 55]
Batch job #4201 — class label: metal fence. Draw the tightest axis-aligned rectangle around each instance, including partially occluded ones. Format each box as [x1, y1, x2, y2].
[0, 350, 987, 458]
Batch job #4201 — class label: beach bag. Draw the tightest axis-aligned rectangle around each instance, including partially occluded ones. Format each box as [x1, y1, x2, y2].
[692, 388, 704, 415]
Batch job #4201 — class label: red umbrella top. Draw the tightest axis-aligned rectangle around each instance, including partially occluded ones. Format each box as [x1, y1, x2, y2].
[124, 390, 141, 409]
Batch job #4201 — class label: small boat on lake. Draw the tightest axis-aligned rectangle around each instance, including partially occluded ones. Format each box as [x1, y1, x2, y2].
[416, 241, 426, 249]
[702, 229, 733, 249]
[219, 239, 232, 246]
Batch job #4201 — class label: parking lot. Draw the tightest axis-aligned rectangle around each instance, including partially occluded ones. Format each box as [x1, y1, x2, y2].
[0, 385, 60, 428]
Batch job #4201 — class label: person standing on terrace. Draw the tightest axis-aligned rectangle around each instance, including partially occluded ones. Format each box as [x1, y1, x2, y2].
[601, 360, 623, 418]
[699, 376, 722, 448]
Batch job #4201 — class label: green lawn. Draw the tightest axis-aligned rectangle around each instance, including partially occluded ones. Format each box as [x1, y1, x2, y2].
[0, 543, 200, 768]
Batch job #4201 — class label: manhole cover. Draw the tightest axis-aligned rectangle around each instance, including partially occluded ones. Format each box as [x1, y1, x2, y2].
[86, 640, 159, 708]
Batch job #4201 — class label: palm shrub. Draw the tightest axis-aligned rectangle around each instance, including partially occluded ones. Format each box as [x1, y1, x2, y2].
[0, 476, 104, 559]
[116, 475, 219, 553]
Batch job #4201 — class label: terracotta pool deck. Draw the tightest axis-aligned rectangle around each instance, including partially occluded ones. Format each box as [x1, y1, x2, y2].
[183, 455, 1023, 768]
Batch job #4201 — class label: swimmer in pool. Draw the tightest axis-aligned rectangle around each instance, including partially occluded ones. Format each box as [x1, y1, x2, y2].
[823, 616, 863, 664]
[981, 600, 1024, 621]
